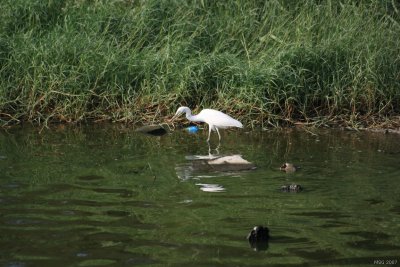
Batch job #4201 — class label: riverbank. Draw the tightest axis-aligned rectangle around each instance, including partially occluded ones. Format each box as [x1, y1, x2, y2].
[0, 1, 399, 128]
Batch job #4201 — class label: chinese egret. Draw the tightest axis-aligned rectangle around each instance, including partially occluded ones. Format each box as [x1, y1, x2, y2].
[172, 106, 243, 142]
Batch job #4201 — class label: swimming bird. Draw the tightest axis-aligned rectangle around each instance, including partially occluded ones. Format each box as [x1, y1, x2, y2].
[279, 163, 298, 173]
[172, 106, 243, 142]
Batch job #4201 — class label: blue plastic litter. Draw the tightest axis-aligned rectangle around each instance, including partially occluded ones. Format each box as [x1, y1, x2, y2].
[186, 126, 199, 133]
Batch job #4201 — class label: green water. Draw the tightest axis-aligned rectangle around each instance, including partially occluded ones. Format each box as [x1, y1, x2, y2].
[0, 125, 399, 267]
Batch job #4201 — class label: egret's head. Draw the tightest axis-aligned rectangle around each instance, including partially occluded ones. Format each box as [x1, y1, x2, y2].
[172, 106, 190, 120]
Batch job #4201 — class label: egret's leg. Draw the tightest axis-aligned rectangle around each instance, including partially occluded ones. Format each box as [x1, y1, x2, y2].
[215, 143, 220, 154]
[207, 126, 212, 142]
[216, 127, 221, 141]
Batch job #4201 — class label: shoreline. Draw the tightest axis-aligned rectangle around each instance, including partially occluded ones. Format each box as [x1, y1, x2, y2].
[1, 114, 399, 134]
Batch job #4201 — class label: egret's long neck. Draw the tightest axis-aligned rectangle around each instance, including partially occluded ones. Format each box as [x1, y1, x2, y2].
[186, 112, 204, 123]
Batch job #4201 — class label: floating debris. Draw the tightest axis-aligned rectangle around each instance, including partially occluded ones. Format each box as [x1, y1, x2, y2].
[186, 125, 199, 133]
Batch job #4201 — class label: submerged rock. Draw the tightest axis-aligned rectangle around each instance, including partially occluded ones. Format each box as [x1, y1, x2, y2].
[280, 162, 298, 173]
[136, 124, 168, 136]
[281, 184, 303, 192]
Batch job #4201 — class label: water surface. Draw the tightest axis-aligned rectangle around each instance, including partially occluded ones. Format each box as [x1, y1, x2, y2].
[0, 125, 399, 266]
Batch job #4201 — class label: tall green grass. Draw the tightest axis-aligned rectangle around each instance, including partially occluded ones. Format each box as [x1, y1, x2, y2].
[0, 0, 399, 127]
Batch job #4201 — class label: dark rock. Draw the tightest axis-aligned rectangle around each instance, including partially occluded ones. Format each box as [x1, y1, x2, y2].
[136, 124, 168, 136]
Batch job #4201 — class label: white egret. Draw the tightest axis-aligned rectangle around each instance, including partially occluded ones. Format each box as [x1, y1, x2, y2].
[172, 106, 243, 142]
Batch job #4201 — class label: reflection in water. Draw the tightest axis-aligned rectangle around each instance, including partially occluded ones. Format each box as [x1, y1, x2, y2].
[196, 183, 226, 192]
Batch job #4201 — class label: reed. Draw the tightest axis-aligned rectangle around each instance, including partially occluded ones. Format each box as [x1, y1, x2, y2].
[0, 0, 399, 128]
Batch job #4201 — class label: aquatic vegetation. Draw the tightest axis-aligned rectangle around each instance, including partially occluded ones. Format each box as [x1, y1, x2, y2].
[0, 0, 399, 127]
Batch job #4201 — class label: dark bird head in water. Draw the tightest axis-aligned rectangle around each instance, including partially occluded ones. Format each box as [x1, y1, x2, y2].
[247, 226, 269, 251]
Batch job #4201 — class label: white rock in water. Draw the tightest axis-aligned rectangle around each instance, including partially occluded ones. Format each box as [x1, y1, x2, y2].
[208, 155, 251, 165]
[207, 155, 256, 171]
[177, 154, 256, 177]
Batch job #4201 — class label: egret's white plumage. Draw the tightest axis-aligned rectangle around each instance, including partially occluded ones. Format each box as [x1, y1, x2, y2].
[172, 106, 243, 142]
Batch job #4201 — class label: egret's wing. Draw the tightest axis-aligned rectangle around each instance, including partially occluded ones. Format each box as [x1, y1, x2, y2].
[198, 109, 243, 128]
